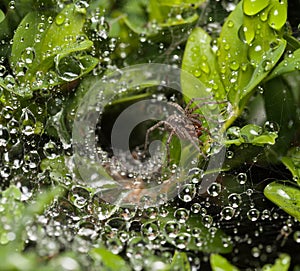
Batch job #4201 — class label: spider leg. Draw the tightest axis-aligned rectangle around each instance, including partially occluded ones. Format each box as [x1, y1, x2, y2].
[186, 98, 227, 115]
[144, 121, 166, 153]
[166, 130, 175, 164]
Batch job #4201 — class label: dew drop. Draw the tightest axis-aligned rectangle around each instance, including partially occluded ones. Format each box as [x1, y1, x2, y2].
[142, 221, 159, 241]
[227, 20, 234, 28]
[221, 206, 235, 220]
[178, 184, 196, 202]
[55, 14, 66, 26]
[207, 182, 221, 197]
[174, 208, 189, 223]
[202, 215, 213, 228]
[174, 233, 191, 249]
[237, 172, 247, 185]
[228, 193, 242, 208]
[263, 121, 280, 132]
[164, 221, 180, 238]
[293, 231, 300, 243]
[247, 208, 260, 221]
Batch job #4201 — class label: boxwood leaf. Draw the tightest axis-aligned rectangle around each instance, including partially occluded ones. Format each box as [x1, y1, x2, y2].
[225, 124, 278, 146]
[262, 254, 290, 271]
[182, 27, 226, 100]
[0, 9, 5, 24]
[10, 3, 97, 92]
[158, 0, 205, 8]
[210, 254, 239, 271]
[217, 1, 253, 103]
[264, 181, 300, 221]
[267, 48, 300, 81]
[170, 251, 190, 271]
[239, 39, 286, 102]
[89, 248, 131, 271]
[281, 147, 300, 185]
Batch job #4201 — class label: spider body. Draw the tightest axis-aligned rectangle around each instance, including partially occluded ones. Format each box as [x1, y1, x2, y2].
[144, 99, 216, 162]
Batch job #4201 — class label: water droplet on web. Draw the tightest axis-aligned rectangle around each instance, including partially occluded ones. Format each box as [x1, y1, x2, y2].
[174, 208, 189, 223]
[8, 1, 15, 10]
[0, 125, 10, 146]
[164, 221, 180, 238]
[221, 206, 235, 220]
[68, 186, 90, 208]
[207, 182, 221, 197]
[228, 193, 242, 208]
[226, 150, 234, 159]
[43, 140, 60, 159]
[236, 172, 247, 185]
[174, 233, 191, 249]
[262, 59, 272, 71]
[202, 214, 213, 228]
[106, 237, 123, 254]
[263, 121, 279, 132]
[251, 246, 261, 258]
[247, 208, 260, 221]
[293, 231, 300, 243]
[20, 108, 36, 136]
[178, 184, 196, 202]
[142, 221, 159, 241]
[229, 61, 239, 71]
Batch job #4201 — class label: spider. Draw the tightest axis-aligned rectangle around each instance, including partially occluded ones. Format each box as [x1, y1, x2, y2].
[144, 97, 226, 163]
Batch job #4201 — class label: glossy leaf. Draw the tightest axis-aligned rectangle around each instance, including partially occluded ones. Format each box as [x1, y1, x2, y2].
[264, 181, 300, 221]
[263, 77, 298, 160]
[225, 124, 278, 146]
[210, 254, 239, 271]
[170, 251, 191, 271]
[89, 248, 131, 271]
[281, 147, 300, 185]
[0, 9, 5, 24]
[268, 48, 300, 81]
[240, 39, 286, 101]
[262, 254, 290, 271]
[10, 4, 97, 93]
[243, 0, 270, 16]
[158, 0, 205, 8]
[218, 1, 253, 102]
[182, 27, 226, 100]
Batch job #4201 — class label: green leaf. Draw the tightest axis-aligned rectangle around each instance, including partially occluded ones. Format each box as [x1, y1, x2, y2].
[217, 1, 253, 102]
[158, 0, 205, 8]
[243, 0, 270, 16]
[182, 27, 226, 100]
[239, 39, 286, 101]
[10, 4, 97, 93]
[281, 147, 300, 185]
[89, 248, 131, 271]
[263, 77, 298, 160]
[264, 181, 300, 221]
[170, 251, 190, 271]
[0, 9, 5, 24]
[262, 254, 290, 271]
[268, 48, 300, 81]
[210, 254, 239, 271]
[225, 124, 278, 146]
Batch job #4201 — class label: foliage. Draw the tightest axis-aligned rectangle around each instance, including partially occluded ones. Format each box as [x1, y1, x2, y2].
[0, 0, 300, 270]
